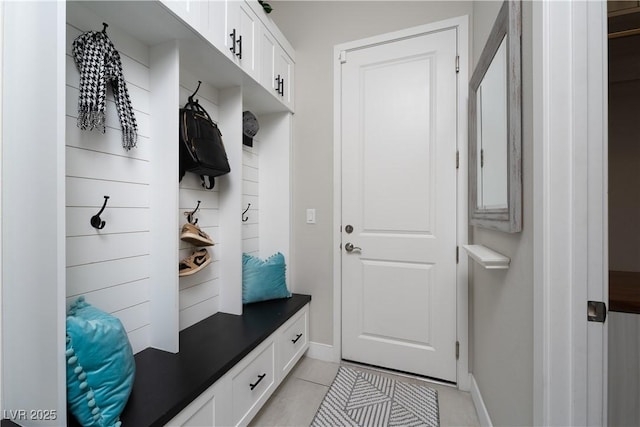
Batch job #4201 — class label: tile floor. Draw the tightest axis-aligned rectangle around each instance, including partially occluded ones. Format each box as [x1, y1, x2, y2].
[249, 357, 480, 427]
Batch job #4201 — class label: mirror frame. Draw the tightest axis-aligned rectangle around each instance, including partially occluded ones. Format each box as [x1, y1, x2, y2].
[469, 0, 522, 232]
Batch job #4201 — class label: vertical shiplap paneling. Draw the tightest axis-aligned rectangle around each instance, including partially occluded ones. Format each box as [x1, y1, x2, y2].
[65, 11, 151, 354]
[178, 76, 221, 330]
[243, 143, 260, 256]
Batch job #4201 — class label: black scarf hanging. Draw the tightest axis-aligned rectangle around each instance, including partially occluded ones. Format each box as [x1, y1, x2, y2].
[72, 29, 138, 150]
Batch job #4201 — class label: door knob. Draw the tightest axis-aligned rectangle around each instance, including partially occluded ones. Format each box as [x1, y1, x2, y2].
[345, 243, 362, 253]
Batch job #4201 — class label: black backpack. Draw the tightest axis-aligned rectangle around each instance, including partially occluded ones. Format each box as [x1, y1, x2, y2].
[179, 81, 231, 189]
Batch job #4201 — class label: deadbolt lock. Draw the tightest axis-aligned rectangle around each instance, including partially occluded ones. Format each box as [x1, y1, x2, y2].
[345, 225, 353, 234]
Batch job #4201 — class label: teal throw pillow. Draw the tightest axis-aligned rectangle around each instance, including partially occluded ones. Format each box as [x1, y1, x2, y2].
[66, 297, 135, 427]
[242, 252, 292, 304]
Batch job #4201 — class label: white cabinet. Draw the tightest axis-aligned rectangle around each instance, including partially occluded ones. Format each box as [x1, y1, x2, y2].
[231, 340, 277, 426]
[164, 303, 310, 427]
[275, 45, 294, 110]
[225, 0, 260, 80]
[201, 0, 259, 81]
[259, 26, 277, 93]
[278, 304, 308, 380]
[259, 25, 294, 110]
[163, 0, 207, 33]
[165, 382, 218, 426]
[202, 0, 227, 54]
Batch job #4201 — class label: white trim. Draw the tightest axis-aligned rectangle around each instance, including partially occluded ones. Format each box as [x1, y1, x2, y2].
[0, 0, 4, 414]
[306, 342, 338, 363]
[532, 1, 607, 425]
[470, 375, 493, 427]
[333, 15, 470, 389]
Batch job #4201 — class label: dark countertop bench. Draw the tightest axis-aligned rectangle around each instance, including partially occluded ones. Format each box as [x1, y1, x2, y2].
[67, 293, 311, 427]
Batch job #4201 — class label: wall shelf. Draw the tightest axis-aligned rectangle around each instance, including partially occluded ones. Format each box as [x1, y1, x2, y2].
[462, 244, 510, 269]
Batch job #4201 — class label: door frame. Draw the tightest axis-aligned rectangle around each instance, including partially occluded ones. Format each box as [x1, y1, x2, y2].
[332, 15, 470, 391]
[532, 1, 607, 425]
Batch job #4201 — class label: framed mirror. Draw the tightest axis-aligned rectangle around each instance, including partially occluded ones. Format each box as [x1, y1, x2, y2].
[469, 0, 522, 232]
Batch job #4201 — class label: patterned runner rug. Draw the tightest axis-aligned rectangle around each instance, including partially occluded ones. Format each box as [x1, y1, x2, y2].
[311, 366, 439, 427]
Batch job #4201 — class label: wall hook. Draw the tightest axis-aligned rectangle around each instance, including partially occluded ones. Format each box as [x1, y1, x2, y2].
[242, 203, 251, 222]
[90, 196, 110, 230]
[101, 22, 109, 35]
[185, 200, 201, 225]
[188, 80, 202, 104]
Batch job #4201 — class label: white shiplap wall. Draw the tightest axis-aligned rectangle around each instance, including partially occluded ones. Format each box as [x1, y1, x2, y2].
[65, 14, 151, 353]
[177, 77, 222, 330]
[242, 143, 260, 256]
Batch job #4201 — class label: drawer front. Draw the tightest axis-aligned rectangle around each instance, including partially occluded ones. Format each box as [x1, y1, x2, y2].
[279, 305, 309, 377]
[165, 382, 216, 427]
[232, 341, 276, 426]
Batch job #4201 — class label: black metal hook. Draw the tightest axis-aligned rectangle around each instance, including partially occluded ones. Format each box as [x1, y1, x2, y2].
[101, 22, 109, 35]
[90, 196, 109, 230]
[242, 203, 251, 222]
[188, 80, 202, 104]
[185, 200, 201, 225]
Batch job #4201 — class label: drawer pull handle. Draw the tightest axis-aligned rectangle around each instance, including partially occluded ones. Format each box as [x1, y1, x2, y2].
[292, 333, 303, 344]
[249, 373, 266, 391]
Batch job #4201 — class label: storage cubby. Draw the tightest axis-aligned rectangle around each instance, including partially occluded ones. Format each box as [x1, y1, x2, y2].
[65, 0, 294, 349]
[1, 0, 295, 421]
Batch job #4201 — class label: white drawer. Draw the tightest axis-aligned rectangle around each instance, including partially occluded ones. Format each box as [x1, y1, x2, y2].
[164, 381, 216, 427]
[231, 341, 276, 426]
[279, 304, 309, 378]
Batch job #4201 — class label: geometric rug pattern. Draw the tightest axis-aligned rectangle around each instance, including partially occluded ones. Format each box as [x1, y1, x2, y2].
[311, 366, 439, 427]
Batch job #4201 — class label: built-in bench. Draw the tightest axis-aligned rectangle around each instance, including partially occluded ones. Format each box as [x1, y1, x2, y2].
[67, 293, 311, 427]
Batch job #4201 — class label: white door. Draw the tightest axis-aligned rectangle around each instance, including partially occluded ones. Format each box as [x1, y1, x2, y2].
[341, 28, 458, 382]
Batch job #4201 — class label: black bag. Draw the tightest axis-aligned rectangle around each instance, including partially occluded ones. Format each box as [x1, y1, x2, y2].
[179, 82, 230, 189]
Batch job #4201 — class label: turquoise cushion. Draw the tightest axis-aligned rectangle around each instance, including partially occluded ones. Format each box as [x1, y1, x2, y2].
[242, 252, 292, 304]
[66, 297, 135, 427]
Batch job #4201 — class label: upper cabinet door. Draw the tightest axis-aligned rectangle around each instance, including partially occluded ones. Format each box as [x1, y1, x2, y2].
[162, 0, 207, 34]
[202, 0, 227, 55]
[226, 1, 259, 80]
[260, 27, 276, 92]
[275, 46, 294, 110]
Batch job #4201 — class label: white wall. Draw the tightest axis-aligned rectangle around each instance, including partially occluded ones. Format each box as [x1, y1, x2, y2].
[471, 1, 534, 426]
[271, 0, 473, 347]
[65, 8, 153, 354]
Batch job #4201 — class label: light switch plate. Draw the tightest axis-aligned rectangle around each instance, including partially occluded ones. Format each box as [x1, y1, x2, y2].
[306, 208, 316, 224]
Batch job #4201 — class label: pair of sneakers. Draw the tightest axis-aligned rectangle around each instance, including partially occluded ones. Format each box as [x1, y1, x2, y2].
[179, 222, 214, 277]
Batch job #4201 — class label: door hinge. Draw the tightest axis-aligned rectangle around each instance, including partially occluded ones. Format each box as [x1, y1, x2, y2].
[455, 341, 460, 360]
[456, 55, 460, 73]
[339, 51, 347, 64]
[456, 246, 459, 263]
[456, 150, 459, 169]
[480, 148, 484, 168]
[588, 301, 607, 323]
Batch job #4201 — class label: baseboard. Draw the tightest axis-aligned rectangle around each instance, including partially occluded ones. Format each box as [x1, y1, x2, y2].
[306, 341, 339, 362]
[470, 374, 493, 427]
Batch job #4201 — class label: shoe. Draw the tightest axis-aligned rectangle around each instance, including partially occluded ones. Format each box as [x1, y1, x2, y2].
[180, 223, 214, 247]
[179, 248, 212, 277]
